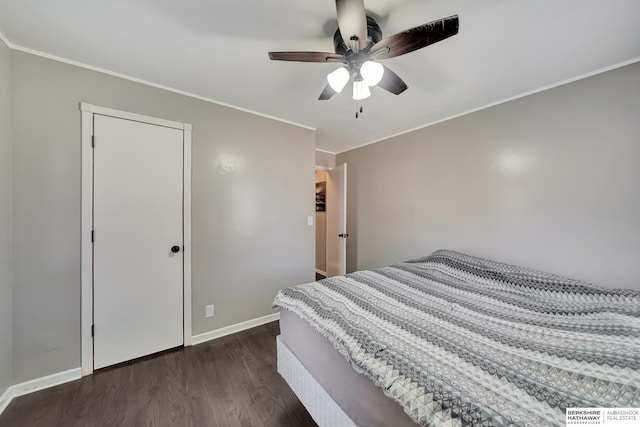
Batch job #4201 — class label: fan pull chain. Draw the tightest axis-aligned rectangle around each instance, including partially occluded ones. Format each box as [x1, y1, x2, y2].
[355, 100, 364, 119]
[354, 79, 365, 118]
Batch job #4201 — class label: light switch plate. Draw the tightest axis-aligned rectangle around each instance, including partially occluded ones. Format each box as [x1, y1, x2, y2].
[307, 215, 314, 226]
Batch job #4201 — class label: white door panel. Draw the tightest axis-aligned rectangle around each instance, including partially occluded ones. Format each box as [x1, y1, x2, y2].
[93, 114, 183, 369]
[326, 163, 347, 277]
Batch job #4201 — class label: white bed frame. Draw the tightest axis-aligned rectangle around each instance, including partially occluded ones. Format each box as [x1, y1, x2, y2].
[277, 336, 357, 427]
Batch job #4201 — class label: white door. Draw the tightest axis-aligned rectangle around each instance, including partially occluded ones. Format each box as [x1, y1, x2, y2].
[326, 163, 347, 277]
[93, 114, 184, 369]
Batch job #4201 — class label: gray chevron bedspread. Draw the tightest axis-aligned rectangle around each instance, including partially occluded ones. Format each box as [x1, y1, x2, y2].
[273, 250, 640, 426]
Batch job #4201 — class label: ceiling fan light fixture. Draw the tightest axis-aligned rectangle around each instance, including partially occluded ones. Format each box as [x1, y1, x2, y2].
[327, 67, 350, 92]
[352, 79, 371, 100]
[360, 61, 384, 86]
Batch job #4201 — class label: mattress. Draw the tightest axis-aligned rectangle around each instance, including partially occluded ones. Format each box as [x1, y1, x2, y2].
[274, 249, 640, 426]
[279, 308, 417, 426]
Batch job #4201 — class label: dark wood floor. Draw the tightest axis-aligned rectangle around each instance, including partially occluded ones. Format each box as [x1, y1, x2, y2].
[0, 321, 317, 427]
[315, 273, 325, 281]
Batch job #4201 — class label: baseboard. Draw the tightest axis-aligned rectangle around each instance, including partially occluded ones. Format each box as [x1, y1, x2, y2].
[0, 387, 11, 415]
[315, 269, 327, 276]
[191, 312, 280, 346]
[0, 367, 81, 415]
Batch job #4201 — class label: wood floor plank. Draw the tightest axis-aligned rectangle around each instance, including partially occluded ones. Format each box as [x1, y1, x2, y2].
[0, 321, 317, 427]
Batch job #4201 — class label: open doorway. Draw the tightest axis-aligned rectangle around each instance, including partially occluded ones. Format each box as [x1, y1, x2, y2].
[315, 170, 328, 280]
[315, 164, 347, 280]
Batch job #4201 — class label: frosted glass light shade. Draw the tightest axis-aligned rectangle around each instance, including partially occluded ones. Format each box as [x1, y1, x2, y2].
[352, 80, 371, 100]
[327, 67, 350, 92]
[360, 61, 384, 86]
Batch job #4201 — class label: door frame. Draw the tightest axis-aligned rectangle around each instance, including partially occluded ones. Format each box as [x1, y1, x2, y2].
[80, 103, 192, 376]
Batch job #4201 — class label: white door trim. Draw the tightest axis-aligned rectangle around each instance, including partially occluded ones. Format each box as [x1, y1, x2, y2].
[80, 102, 192, 376]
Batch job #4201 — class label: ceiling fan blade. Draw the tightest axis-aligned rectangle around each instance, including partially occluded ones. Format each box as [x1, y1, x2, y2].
[318, 84, 337, 100]
[268, 51, 344, 63]
[335, 0, 368, 52]
[371, 15, 459, 60]
[377, 66, 408, 95]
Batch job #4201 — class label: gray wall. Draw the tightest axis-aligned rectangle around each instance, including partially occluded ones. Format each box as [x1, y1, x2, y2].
[338, 61, 640, 291]
[10, 51, 315, 383]
[0, 39, 12, 394]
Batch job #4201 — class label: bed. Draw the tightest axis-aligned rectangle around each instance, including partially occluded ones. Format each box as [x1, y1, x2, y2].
[273, 250, 640, 426]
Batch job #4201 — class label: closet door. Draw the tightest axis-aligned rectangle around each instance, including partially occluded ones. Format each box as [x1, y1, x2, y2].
[93, 114, 184, 369]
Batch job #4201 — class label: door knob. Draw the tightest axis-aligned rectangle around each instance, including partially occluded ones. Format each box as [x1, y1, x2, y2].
[338, 233, 349, 238]
[171, 245, 181, 253]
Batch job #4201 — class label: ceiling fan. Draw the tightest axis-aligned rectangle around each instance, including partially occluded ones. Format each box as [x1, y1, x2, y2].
[268, 0, 459, 109]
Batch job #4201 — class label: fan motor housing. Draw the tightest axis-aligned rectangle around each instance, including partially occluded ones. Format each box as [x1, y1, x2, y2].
[333, 16, 382, 55]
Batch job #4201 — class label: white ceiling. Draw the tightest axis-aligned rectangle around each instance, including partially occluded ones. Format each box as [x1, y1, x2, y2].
[1, 0, 639, 153]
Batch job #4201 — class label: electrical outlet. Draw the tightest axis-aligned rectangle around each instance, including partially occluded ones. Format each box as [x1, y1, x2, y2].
[205, 304, 214, 318]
